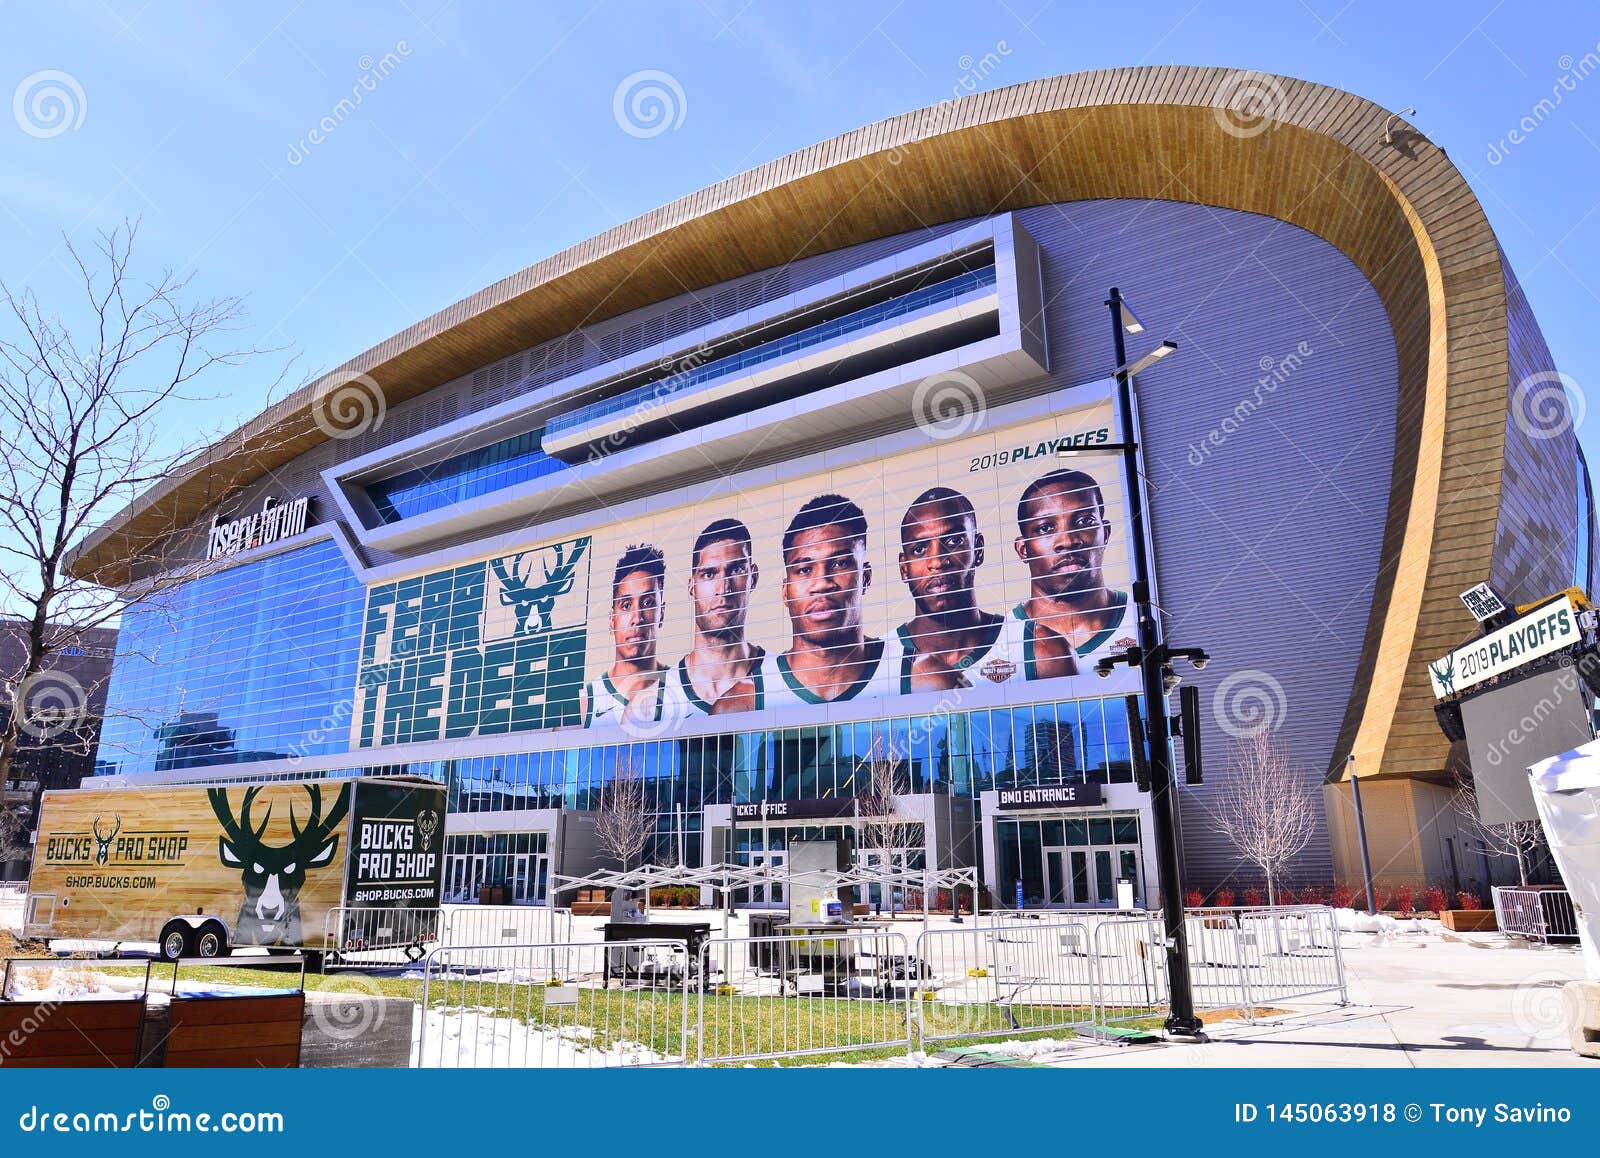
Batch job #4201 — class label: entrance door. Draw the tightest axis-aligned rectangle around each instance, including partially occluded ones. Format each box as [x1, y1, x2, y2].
[1052, 846, 1137, 909]
[445, 855, 469, 902]
[510, 854, 549, 905]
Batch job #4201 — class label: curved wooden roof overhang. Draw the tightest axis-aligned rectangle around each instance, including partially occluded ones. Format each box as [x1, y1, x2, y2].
[67, 67, 1509, 780]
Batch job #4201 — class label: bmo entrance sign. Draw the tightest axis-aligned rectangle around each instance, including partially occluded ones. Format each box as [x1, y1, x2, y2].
[997, 783, 1105, 809]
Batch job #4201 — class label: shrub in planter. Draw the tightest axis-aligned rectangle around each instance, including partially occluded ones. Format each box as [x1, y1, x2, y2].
[1390, 883, 1415, 914]
[1243, 887, 1264, 907]
[1277, 886, 1297, 906]
[1424, 884, 1449, 914]
[1331, 881, 1355, 909]
[1456, 890, 1484, 911]
[1214, 887, 1236, 908]
[1299, 884, 1325, 906]
[1185, 888, 1204, 908]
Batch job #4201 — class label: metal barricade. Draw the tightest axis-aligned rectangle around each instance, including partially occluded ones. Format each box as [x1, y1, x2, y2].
[1493, 886, 1579, 941]
[697, 930, 914, 1064]
[1088, 916, 1170, 1030]
[322, 906, 442, 970]
[442, 904, 572, 951]
[1187, 907, 1346, 1016]
[916, 919, 1096, 1044]
[418, 940, 691, 1068]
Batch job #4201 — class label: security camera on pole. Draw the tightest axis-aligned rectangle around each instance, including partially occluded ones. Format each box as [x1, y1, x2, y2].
[1060, 287, 1208, 1038]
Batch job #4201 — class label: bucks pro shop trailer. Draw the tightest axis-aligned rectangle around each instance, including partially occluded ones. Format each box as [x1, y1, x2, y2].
[23, 774, 446, 961]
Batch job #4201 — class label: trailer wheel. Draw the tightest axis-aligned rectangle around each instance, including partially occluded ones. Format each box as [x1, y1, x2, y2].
[158, 921, 192, 961]
[194, 922, 228, 959]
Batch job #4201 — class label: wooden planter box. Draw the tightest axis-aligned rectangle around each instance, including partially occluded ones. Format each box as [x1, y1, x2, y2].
[1441, 909, 1498, 932]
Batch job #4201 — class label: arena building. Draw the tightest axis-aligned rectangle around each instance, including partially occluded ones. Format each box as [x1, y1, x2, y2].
[67, 67, 1596, 908]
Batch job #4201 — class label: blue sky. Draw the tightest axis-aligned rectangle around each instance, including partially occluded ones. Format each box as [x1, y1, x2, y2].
[4, 1, 1600, 462]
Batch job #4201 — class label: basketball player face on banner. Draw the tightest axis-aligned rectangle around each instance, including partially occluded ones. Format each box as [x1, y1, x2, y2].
[895, 487, 1005, 692]
[583, 545, 668, 727]
[1012, 468, 1132, 676]
[774, 494, 888, 703]
[681, 518, 764, 714]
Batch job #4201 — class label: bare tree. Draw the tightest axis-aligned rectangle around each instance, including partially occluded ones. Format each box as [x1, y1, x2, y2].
[595, 757, 651, 871]
[1450, 773, 1543, 886]
[0, 221, 268, 841]
[854, 741, 916, 914]
[1210, 729, 1319, 906]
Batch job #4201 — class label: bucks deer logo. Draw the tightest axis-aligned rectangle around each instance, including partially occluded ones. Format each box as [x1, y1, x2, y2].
[91, 816, 120, 865]
[1430, 653, 1457, 697]
[209, 783, 349, 946]
[490, 538, 589, 636]
[416, 808, 439, 847]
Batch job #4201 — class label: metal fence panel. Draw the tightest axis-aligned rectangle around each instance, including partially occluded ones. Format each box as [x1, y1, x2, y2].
[916, 919, 1097, 1044]
[322, 906, 441, 970]
[697, 931, 914, 1064]
[418, 940, 691, 1068]
[442, 905, 572, 951]
[1493, 887, 1579, 941]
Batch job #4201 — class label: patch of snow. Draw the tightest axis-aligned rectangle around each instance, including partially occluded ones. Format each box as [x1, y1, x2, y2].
[411, 1005, 668, 1068]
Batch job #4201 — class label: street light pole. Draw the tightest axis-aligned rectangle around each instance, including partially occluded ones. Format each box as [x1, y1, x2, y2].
[1105, 287, 1204, 1038]
[1348, 755, 1378, 915]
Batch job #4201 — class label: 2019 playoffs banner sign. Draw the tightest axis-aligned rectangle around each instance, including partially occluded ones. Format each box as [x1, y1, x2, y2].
[351, 399, 1134, 748]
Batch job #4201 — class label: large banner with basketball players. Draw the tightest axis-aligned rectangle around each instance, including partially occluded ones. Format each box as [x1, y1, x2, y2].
[350, 396, 1134, 748]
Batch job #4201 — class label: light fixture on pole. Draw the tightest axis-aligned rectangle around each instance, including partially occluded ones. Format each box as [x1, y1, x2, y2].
[1061, 286, 1208, 1039]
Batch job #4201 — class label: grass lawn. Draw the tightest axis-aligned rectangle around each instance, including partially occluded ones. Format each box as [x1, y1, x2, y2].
[151, 959, 1169, 1066]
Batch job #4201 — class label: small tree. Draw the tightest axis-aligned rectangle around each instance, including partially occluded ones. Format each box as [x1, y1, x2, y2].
[1450, 773, 1543, 886]
[0, 222, 272, 850]
[595, 757, 651, 872]
[855, 740, 916, 914]
[1210, 729, 1319, 906]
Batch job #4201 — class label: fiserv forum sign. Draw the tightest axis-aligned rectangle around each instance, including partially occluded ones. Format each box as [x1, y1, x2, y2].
[1428, 594, 1581, 699]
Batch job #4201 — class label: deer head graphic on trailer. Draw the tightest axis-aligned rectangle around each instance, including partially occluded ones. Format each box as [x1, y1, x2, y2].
[208, 783, 349, 946]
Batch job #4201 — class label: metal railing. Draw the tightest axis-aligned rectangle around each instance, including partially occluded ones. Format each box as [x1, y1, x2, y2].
[697, 931, 915, 1064]
[917, 919, 1098, 1044]
[406, 904, 1347, 1066]
[1492, 886, 1579, 942]
[417, 940, 692, 1068]
[322, 906, 442, 970]
[442, 905, 572, 951]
